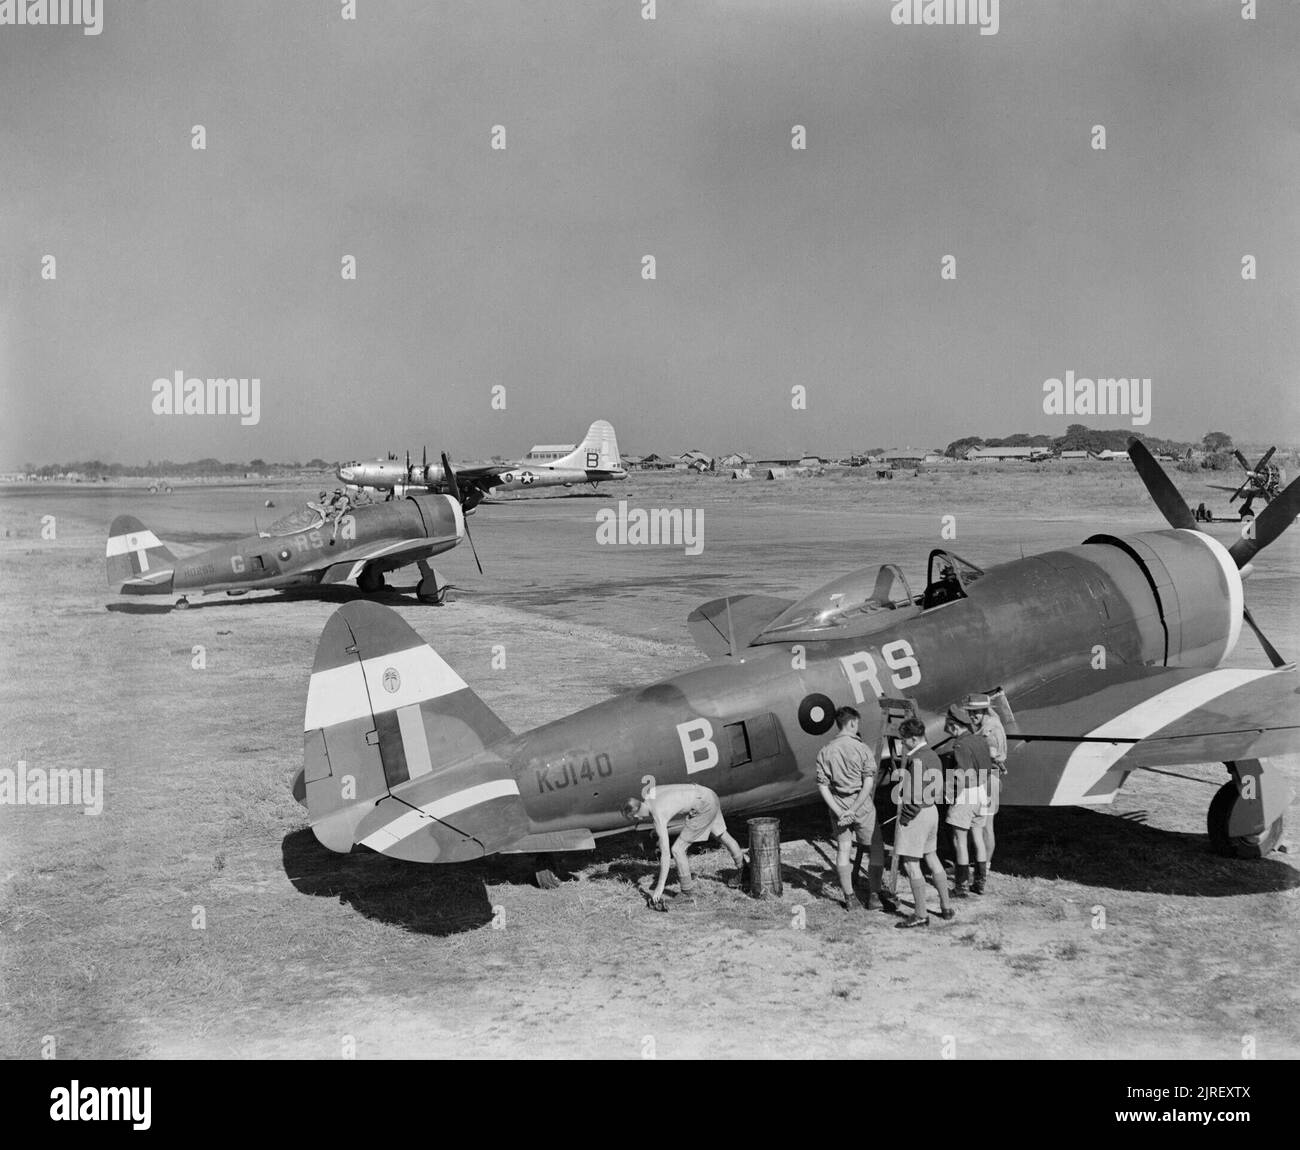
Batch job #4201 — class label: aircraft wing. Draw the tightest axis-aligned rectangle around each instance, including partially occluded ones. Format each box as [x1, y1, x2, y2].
[299, 537, 442, 582]
[999, 664, 1300, 805]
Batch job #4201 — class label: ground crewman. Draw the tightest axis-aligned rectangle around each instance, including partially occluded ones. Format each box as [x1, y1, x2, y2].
[622, 783, 747, 911]
[943, 704, 994, 897]
[964, 692, 1007, 868]
[815, 706, 881, 912]
[328, 488, 352, 540]
[888, 716, 954, 928]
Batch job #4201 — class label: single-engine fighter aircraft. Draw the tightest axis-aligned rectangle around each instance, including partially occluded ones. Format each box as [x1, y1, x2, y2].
[1206, 446, 1286, 520]
[108, 459, 483, 608]
[337, 419, 627, 508]
[292, 440, 1299, 879]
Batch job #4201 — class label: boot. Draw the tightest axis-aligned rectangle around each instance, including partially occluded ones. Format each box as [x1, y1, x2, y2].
[836, 864, 858, 910]
[971, 861, 988, 895]
[952, 864, 970, 899]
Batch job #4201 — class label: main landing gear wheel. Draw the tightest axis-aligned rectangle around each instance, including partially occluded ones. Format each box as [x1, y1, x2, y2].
[1207, 760, 1289, 858]
[416, 560, 448, 606]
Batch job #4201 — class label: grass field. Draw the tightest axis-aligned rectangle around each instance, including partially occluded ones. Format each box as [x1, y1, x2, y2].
[1, 465, 1297, 1058]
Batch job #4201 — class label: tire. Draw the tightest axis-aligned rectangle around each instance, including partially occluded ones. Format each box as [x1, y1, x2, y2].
[1207, 780, 1284, 859]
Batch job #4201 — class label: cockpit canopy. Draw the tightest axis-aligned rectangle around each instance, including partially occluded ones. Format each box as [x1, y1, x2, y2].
[750, 550, 987, 645]
[753, 564, 917, 644]
[920, 548, 985, 609]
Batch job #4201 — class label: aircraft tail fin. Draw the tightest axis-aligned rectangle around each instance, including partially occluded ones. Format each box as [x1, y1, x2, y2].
[106, 515, 176, 592]
[296, 602, 530, 863]
[552, 419, 622, 472]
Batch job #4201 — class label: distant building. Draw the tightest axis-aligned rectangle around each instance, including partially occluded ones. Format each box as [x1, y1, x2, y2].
[755, 454, 802, 470]
[677, 450, 713, 472]
[964, 446, 1048, 462]
[637, 453, 675, 470]
[885, 449, 926, 468]
[718, 451, 755, 469]
[1059, 450, 1092, 460]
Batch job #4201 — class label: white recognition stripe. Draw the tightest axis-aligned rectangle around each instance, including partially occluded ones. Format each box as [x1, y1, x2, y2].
[304, 643, 468, 730]
[397, 703, 435, 779]
[360, 779, 521, 851]
[1050, 668, 1280, 805]
[106, 530, 163, 556]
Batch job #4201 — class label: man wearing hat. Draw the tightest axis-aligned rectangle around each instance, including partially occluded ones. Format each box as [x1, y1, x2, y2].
[964, 692, 1008, 868]
[942, 703, 993, 896]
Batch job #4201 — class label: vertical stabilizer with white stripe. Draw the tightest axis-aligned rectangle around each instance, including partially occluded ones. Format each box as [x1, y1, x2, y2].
[106, 515, 177, 592]
[297, 601, 530, 863]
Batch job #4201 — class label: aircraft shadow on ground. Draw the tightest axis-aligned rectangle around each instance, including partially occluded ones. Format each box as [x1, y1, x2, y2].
[281, 828, 498, 937]
[105, 584, 466, 613]
[987, 806, 1299, 896]
[281, 798, 1297, 933]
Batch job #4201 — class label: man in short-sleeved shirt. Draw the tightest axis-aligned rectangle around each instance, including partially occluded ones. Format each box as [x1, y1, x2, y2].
[943, 704, 993, 896]
[622, 783, 747, 911]
[964, 693, 1007, 868]
[816, 706, 879, 912]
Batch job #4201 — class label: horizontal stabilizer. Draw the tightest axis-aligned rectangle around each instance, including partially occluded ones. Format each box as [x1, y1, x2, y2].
[687, 595, 796, 658]
[500, 829, 597, 854]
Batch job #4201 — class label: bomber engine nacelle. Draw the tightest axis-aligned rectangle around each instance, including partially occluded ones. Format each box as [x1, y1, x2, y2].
[1083, 528, 1243, 668]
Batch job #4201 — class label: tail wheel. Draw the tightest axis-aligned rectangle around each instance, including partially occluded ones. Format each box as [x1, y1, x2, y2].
[1207, 779, 1284, 859]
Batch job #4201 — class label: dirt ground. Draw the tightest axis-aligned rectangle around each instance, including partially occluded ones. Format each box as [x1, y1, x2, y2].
[1, 464, 1298, 1059]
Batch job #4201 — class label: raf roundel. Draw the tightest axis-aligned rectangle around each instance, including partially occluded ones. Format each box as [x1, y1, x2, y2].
[798, 692, 836, 736]
[382, 667, 401, 694]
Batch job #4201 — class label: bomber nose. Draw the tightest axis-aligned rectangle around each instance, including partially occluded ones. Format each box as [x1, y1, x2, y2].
[338, 467, 354, 482]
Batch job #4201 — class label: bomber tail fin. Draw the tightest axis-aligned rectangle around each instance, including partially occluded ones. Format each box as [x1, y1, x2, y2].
[552, 419, 623, 473]
[106, 515, 176, 593]
[295, 602, 530, 863]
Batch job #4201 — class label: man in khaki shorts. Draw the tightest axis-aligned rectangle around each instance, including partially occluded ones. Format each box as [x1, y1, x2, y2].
[889, 717, 954, 928]
[622, 783, 747, 911]
[964, 692, 1007, 868]
[815, 706, 881, 912]
[943, 704, 993, 897]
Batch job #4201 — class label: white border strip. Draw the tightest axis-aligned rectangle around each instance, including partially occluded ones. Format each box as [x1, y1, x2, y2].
[1050, 667, 1279, 805]
[304, 643, 468, 730]
[106, 530, 163, 557]
[360, 779, 520, 851]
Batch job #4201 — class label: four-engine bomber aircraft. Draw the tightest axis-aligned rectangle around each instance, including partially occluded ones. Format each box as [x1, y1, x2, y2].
[292, 441, 1300, 874]
[337, 419, 626, 508]
[107, 491, 466, 608]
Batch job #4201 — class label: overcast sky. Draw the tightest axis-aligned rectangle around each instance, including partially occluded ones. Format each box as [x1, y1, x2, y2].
[2, 0, 1297, 466]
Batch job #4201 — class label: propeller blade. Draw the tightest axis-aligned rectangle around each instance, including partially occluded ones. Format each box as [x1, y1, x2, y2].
[440, 452, 461, 503]
[422, 445, 428, 483]
[1255, 446, 1277, 472]
[440, 451, 482, 573]
[1127, 438, 1197, 530]
[1242, 604, 1289, 669]
[1233, 449, 1251, 473]
[1229, 474, 1300, 567]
